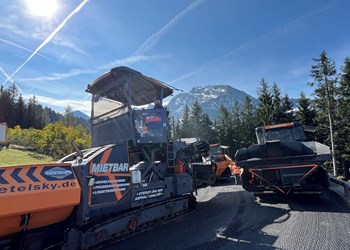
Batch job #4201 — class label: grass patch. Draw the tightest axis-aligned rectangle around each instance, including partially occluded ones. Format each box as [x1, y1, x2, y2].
[0, 148, 55, 166]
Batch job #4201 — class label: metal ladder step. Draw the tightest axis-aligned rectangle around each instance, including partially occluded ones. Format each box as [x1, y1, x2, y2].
[167, 141, 175, 168]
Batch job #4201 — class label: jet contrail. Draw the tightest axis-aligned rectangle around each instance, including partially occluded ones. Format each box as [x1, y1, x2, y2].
[2, 0, 90, 86]
[133, 0, 205, 56]
[169, 4, 330, 85]
[0, 66, 23, 93]
[0, 66, 15, 85]
[0, 37, 49, 59]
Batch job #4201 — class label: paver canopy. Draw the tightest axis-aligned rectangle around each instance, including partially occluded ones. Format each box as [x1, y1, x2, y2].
[86, 66, 174, 106]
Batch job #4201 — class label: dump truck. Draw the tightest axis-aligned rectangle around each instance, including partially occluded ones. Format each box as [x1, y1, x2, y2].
[235, 122, 331, 195]
[0, 67, 213, 249]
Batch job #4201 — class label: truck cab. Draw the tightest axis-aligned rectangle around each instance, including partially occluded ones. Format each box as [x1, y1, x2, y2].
[255, 122, 306, 144]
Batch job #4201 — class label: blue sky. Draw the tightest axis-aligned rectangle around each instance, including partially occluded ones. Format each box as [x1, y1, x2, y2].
[1, 0, 350, 115]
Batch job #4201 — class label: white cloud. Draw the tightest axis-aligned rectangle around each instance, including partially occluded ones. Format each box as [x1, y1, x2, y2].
[18, 68, 97, 82]
[17, 54, 168, 84]
[0, 21, 35, 40]
[101, 54, 171, 70]
[24, 94, 91, 115]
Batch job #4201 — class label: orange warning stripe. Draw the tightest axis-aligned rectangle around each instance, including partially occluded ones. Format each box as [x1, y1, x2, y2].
[100, 149, 123, 200]
[90, 148, 130, 202]
[264, 122, 293, 130]
[88, 161, 93, 206]
[100, 148, 112, 164]
[251, 164, 317, 171]
[17, 168, 28, 183]
[32, 166, 42, 182]
[248, 169, 285, 194]
[1, 168, 14, 184]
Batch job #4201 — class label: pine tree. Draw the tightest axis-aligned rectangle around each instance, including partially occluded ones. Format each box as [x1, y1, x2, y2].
[272, 83, 284, 123]
[309, 50, 338, 175]
[180, 104, 191, 138]
[240, 96, 258, 147]
[174, 118, 181, 139]
[7, 83, 19, 127]
[25, 96, 38, 128]
[200, 113, 216, 142]
[231, 101, 243, 151]
[35, 104, 47, 129]
[216, 105, 233, 147]
[337, 57, 350, 180]
[14, 94, 26, 127]
[296, 92, 315, 126]
[8, 82, 19, 102]
[257, 78, 273, 126]
[189, 100, 203, 139]
[43, 107, 61, 123]
[281, 94, 294, 122]
[62, 105, 77, 127]
[0, 88, 12, 124]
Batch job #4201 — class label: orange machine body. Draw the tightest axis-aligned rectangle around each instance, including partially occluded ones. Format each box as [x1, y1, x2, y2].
[209, 144, 234, 178]
[0, 163, 81, 237]
[214, 154, 233, 176]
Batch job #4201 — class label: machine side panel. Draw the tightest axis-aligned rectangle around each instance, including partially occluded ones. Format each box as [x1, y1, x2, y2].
[0, 163, 80, 237]
[85, 143, 132, 218]
[89, 143, 131, 206]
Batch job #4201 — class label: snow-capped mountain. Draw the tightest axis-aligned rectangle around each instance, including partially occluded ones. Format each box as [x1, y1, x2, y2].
[167, 85, 258, 120]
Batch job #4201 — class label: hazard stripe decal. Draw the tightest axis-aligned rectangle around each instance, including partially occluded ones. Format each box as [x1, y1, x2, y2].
[10, 168, 25, 183]
[0, 169, 9, 184]
[27, 167, 40, 182]
[0, 164, 75, 185]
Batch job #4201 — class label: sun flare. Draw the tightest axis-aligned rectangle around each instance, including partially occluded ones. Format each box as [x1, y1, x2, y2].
[26, 0, 58, 18]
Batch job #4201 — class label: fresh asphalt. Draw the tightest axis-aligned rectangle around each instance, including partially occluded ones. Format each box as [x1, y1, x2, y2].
[111, 180, 350, 250]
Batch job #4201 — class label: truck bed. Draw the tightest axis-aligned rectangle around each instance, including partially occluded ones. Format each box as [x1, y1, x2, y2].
[235, 140, 331, 167]
[235, 140, 331, 194]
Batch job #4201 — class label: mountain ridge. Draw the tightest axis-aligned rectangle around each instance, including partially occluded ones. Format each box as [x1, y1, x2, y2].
[167, 85, 258, 120]
[73, 110, 90, 120]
